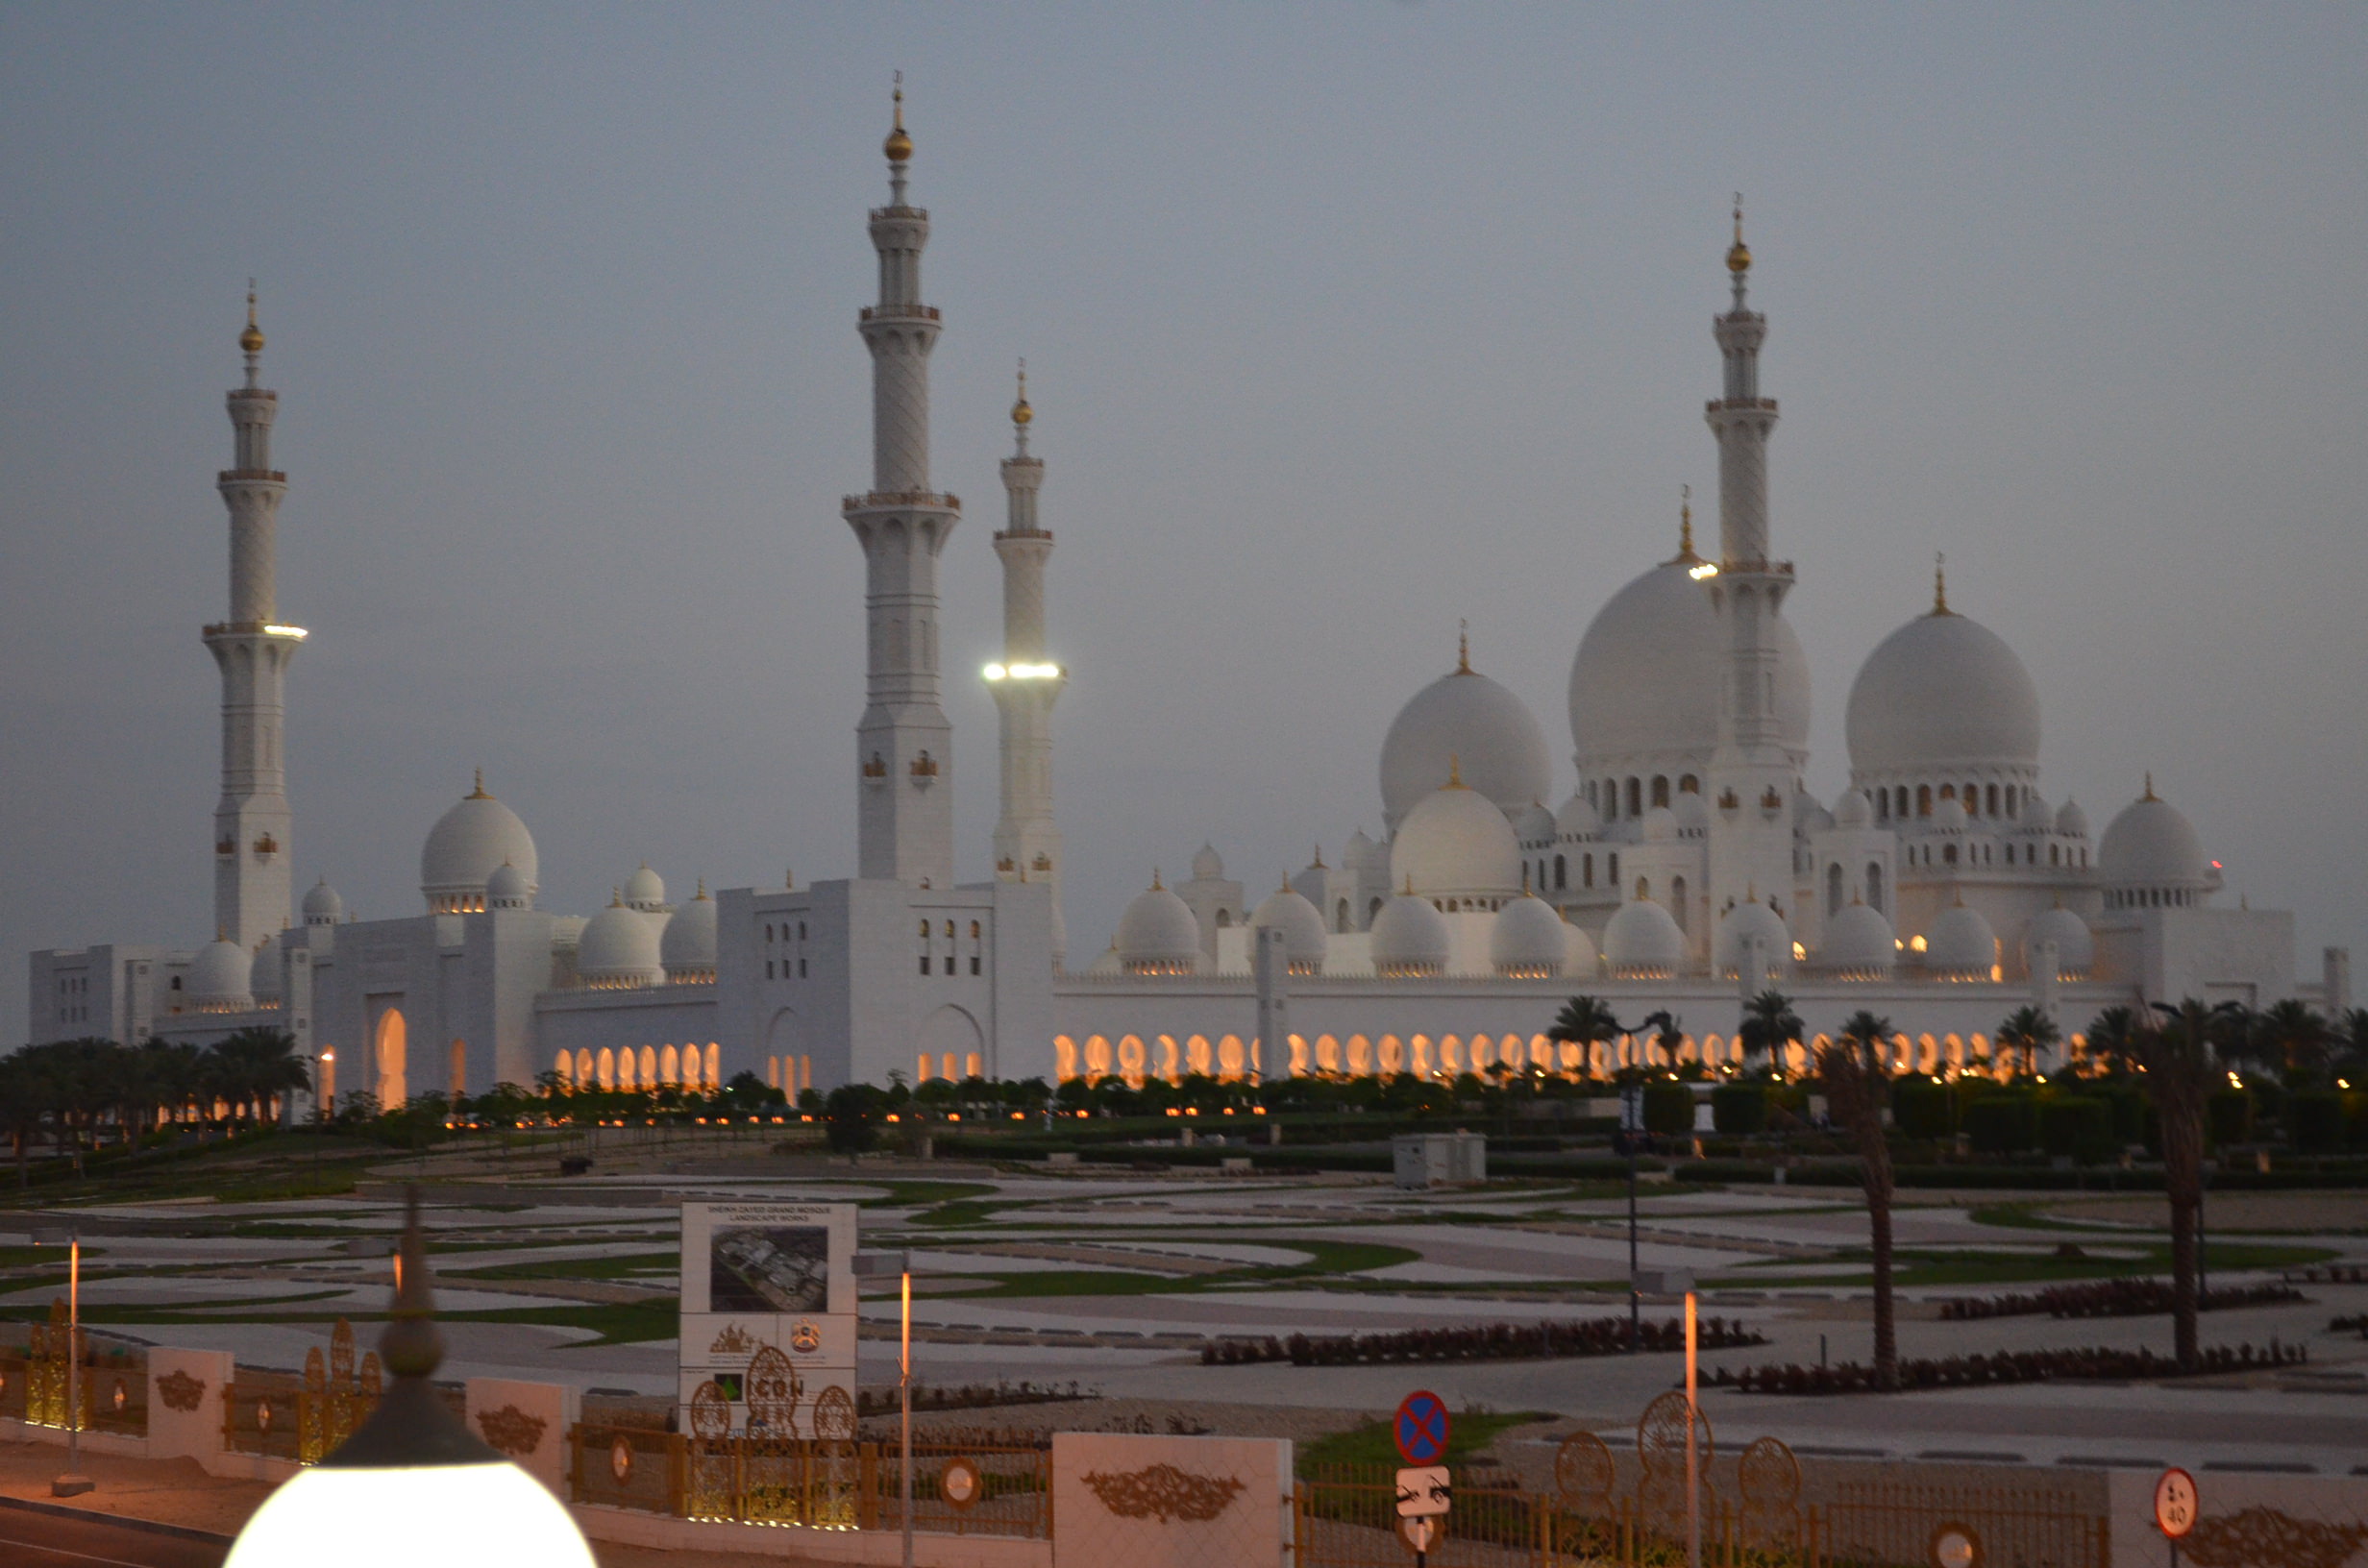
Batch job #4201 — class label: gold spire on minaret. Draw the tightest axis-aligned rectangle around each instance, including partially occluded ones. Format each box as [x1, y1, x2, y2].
[1932, 552, 1953, 616]
[883, 72, 913, 162]
[239, 281, 265, 355]
[2142, 772, 2158, 802]
[1456, 619, 1471, 674]
[1010, 358, 1032, 426]
[1726, 196, 1751, 274]
[1666, 482, 1705, 566]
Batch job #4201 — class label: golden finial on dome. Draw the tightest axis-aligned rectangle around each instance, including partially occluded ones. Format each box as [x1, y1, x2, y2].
[1011, 358, 1032, 426]
[468, 767, 491, 799]
[239, 280, 265, 355]
[1312, 843, 1326, 870]
[2142, 772, 2158, 802]
[1932, 552, 1953, 616]
[1447, 753, 1465, 789]
[695, 877, 709, 899]
[1151, 868, 1164, 891]
[883, 72, 913, 162]
[1726, 196, 1751, 274]
[1456, 619, 1471, 674]
[1671, 483, 1703, 565]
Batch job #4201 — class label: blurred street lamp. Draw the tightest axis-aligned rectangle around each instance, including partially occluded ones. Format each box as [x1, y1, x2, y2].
[223, 1191, 594, 1567]
[29, 1223, 86, 1496]
[854, 1249, 915, 1568]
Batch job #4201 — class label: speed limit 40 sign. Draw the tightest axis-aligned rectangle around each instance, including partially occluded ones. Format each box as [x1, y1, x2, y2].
[2155, 1468, 2198, 1539]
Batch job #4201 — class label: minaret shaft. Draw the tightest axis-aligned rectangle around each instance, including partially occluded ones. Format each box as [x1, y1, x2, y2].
[991, 386, 1065, 959]
[206, 310, 298, 947]
[843, 109, 957, 888]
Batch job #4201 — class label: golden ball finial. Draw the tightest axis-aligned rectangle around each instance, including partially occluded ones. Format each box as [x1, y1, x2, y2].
[1010, 358, 1032, 425]
[239, 282, 265, 354]
[1726, 197, 1751, 274]
[883, 73, 913, 162]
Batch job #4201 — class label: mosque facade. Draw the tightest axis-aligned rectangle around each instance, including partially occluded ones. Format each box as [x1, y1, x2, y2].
[28, 106, 2350, 1104]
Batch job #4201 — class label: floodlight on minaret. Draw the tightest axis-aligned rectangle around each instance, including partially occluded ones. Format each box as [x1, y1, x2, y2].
[841, 74, 958, 888]
[205, 283, 301, 950]
[990, 360, 1067, 961]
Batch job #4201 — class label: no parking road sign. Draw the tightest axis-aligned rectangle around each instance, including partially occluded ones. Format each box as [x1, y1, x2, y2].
[1394, 1390, 1450, 1466]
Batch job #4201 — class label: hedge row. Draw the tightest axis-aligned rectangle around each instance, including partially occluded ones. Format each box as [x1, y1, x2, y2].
[1936, 1278, 2304, 1321]
[1718, 1340, 2306, 1395]
[1200, 1317, 1766, 1367]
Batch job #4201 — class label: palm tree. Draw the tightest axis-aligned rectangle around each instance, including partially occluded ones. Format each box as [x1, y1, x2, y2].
[1637, 1010, 1687, 1073]
[0, 1052, 55, 1188]
[1819, 1010, 1899, 1389]
[1547, 995, 1626, 1079]
[209, 1027, 309, 1126]
[2084, 1006, 2142, 1076]
[1737, 990, 1805, 1079]
[2137, 997, 2249, 1370]
[2252, 999, 2332, 1089]
[1994, 1006, 2061, 1079]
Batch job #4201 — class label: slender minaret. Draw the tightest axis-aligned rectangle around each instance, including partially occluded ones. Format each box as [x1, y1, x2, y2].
[842, 78, 958, 887]
[205, 286, 303, 948]
[989, 364, 1067, 960]
[1702, 204, 1797, 935]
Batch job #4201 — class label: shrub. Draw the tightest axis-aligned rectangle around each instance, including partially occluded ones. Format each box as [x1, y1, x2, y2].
[1938, 1279, 2304, 1321]
[2036, 1096, 2114, 1164]
[1711, 1084, 1767, 1137]
[1200, 1316, 1769, 1367]
[1963, 1094, 2036, 1155]
[1641, 1081, 1695, 1137]
[1891, 1078, 1953, 1141]
[2208, 1089, 2255, 1148]
[1718, 1340, 2306, 1395]
[2103, 1090, 2146, 1144]
[2289, 1092, 2344, 1153]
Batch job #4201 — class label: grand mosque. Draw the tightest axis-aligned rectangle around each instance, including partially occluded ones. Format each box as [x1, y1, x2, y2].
[28, 96, 2349, 1106]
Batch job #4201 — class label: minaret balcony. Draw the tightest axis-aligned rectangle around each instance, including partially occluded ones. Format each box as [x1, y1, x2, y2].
[859, 305, 940, 322]
[843, 489, 959, 512]
[1704, 398, 1779, 414]
[216, 469, 287, 483]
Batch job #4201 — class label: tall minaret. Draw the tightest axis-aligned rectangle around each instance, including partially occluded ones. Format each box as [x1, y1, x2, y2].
[1702, 204, 1797, 940]
[989, 364, 1067, 961]
[842, 78, 958, 888]
[205, 286, 303, 948]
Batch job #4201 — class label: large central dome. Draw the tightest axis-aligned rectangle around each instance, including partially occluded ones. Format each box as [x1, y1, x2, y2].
[1845, 602, 2040, 775]
[1378, 645, 1550, 831]
[1567, 556, 1811, 774]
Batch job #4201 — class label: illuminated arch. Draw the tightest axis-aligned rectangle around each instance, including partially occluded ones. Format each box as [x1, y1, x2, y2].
[1054, 1035, 1078, 1081]
[1411, 1036, 1435, 1076]
[1186, 1035, 1212, 1076]
[596, 1046, 616, 1090]
[1315, 1034, 1341, 1074]
[373, 1007, 408, 1107]
[1287, 1034, 1309, 1075]
[1118, 1034, 1147, 1089]
[1218, 1036, 1246, 1080]
[1376, 1036, 1403, 1075]
[1085, 1035, 1112, 1076]
[1345, 1035, 1371, 1075]
[661, 1043, 680, 1085]
[1157, 1035, 1180, 1084]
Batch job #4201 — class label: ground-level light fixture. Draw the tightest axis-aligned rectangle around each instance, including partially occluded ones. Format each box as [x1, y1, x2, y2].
[29, 1222, 88, 1497]
[224, 1191, 594, 1568]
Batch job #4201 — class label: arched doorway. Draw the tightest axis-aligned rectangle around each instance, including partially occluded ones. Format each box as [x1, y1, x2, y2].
[373, 1007, 407, 1108]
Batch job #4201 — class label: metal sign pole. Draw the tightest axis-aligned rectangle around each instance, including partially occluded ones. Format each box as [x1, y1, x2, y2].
[1685, 1290, 1699, 1568]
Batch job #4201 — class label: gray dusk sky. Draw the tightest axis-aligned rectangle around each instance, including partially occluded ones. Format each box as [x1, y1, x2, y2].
[5, 4, 2364, 1041]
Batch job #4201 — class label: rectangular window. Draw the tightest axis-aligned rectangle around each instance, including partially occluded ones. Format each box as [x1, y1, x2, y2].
[766, 961, 775, 979]
[918, 956, 929, 976]
[799, 958, 807, 978]
[943, 956, 955, 975]
[970, 956, 981, 975]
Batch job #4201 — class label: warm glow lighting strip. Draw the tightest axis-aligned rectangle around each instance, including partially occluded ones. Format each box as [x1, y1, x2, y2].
[982, 661, 1061, 681]
[263, 625, 308, 639]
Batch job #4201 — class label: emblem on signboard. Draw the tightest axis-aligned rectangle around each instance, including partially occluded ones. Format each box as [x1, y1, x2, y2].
[791, 1319, 823, 1354]
[710, 1323, 756, 1357]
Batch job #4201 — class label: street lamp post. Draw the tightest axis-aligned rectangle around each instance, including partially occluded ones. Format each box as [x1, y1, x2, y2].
[855, 1249, 915, 1568]
[308, 1050, 335, 1191]
[31, 1223, 88, 1496]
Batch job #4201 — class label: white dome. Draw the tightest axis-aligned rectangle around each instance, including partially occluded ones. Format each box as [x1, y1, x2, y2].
[1933, 796, 1968, 832]
[577, 894, 663, 989]
[1563, 920, 1599, 977]
[1341, 828, 1377, 871]
[2055, 797, 2090, 838]
[1391, 781, 1522, 899]
[486, 861, 532, 909]
[301, 876, 344, 925]
[1819, 899, 1896, 977]
[1568, 557, 1811, 772]
[1845, 606, 2041, 774]
[248, 941, 282, 1001]
[1671, 792, 1710, 833]
[1369, 892, 1451, 976]
[421, 775, 538, 913]
[1553, 792, 1600, 837]
[1491, 895, 1568, 976]
[1190, 843, 1224, 882]
[1380, 659, 1552, 831]
[2021, 903, 2094, 979]
[2022, 791, 2055, 830]
[1250, 883, 1328, 972]
[1714, 899, 1792, 980]
[2099, 788, 2208, 888]
[1117, 878, 1200, 972]
[1085, 940, 1123, 977]
[1924, 897, 1998, 978]
[661, 885, 719, 981]
[1512, 801, 1556, 845]
[1601, 897, 1686, 978]
[623, 864, 666, 912]
[1833, 788, 1873, 828]
[187, 938, 253, 1011]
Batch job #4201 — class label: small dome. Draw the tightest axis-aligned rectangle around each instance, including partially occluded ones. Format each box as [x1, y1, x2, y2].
[1491, 895, 1568, 977]
[2098, 785, 2209, 889]
[1512, 800, 1556, 844]
[1190, 843, 1224, 882]
[420, 772, 539, 913]
[2022, 791, 2055, 830]
[1250, 883, 1328, 973]
[623, 864, 667, 912]
[486, 861, 532, 909]
[2055, 797, 2090, 838]
[1924, 896, 1998, 979]
[1342, 827, 1376, 871]
[302, 876, 344, 925]
[1369, 891, 1451, 977]
[1714, 899, 1791, 980]
[1671, 792, 1710, 833]
[1553, 792, 1600, 838]
[249, 940, 282, 1001]
[1085, 940, 1123, 977]
[1380, 654, 1552, 831]
[1117, 876, 1200, 973]
[577, 894, 664, 989]
[1933, 796, 1968, 831]
[187, 937, 254, 1012]
[2021, 903, 2094, 980]
[1391, 779, 1522, 899]
[1602, 897, 1686, 978]
[1819, 899, 1896, 977]
[1833, 788, 1874, 829]
[1640, 805, 1681, 842]
[1846, 605, 2042, 775]
[660, 885, 719, 982]
[1563, 920, 1600, 977]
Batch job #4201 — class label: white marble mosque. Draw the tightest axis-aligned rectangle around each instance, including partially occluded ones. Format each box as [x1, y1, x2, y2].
[28, 98, 2348, 1108]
